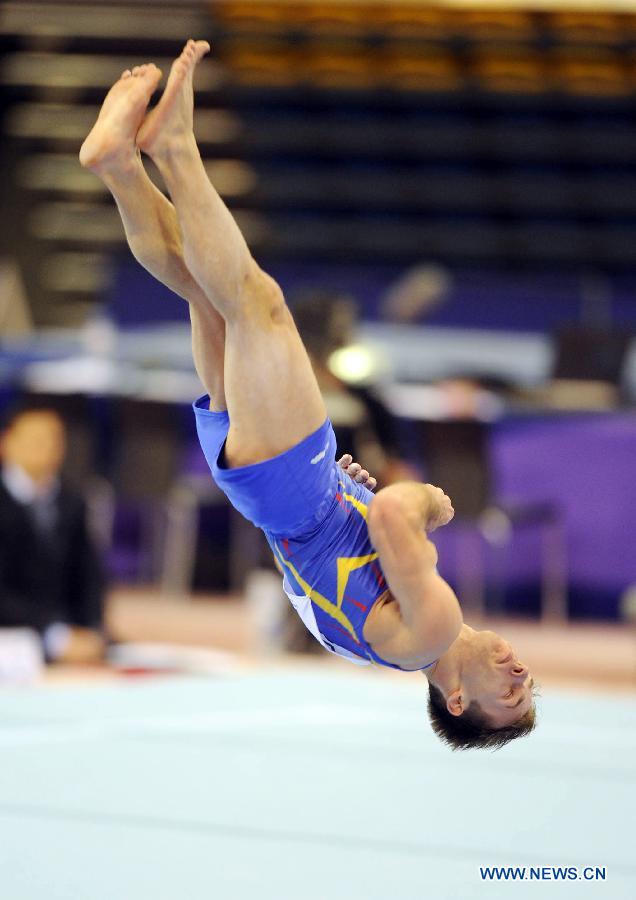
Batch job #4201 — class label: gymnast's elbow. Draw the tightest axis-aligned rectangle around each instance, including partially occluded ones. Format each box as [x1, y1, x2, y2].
[368, 487, 416, 538]
[367, 490, 399, 543]
[368, 490, 421, 565]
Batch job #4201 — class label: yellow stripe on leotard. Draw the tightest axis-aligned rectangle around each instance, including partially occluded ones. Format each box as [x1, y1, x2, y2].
[273, 544, 361, 644]
[335, 482, 379, 608]
[274, 481, 380, 640]
[339, 481, 370, 520]
[336, 553, 378, 609]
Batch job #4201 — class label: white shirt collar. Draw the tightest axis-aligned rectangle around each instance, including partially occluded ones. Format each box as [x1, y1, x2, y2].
[1, 463, 59, 505]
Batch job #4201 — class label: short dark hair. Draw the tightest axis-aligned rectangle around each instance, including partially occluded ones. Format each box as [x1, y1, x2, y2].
[427, 681, 537, 751]
[0, 401, 63, 434]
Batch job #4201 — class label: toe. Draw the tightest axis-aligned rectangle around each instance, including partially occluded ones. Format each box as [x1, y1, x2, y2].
[121, 69, 132, 79]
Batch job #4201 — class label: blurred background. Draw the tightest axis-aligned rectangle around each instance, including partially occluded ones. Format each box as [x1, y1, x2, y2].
[0, 0, 635, 684]
[1, 3, 635, 899]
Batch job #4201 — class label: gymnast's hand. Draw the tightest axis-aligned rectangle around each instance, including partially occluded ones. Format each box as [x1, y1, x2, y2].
[337, 454, 377, 491]
[423, 483, 455, 531]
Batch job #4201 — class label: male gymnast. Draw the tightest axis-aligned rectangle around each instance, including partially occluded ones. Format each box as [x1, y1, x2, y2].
[80, 40, 536, 750]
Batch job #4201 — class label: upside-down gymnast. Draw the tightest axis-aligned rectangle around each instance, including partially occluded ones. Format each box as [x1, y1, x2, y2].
[80, 40, 536, 750]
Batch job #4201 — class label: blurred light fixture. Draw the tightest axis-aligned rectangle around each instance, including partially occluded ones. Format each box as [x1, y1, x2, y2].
[327, 343, 383, 384]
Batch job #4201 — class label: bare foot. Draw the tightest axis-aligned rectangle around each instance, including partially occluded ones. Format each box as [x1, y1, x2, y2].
[79, 64, 162, 172]
[137, 39, 210, 157]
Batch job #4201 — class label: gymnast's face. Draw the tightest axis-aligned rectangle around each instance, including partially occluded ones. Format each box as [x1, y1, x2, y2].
[1, 410, 66, 486]
[458, 629, 534, 728]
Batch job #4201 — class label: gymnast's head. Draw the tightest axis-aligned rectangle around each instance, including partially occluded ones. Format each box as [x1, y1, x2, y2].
[425, 624, 537, 750]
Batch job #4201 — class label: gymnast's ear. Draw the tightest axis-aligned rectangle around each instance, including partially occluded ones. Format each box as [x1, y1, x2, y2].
[446, 688, 465, 717]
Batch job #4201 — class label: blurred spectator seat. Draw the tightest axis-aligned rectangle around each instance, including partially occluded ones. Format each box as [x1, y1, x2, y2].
[383, 52, 463, 93]
[503, 222, 585, 265]
[492, 172, 570, 215]
[304, 48, 377, 90]
[548, 12, 625, 47]
[28, 201, 122, 247]
[222, 47, 299, 88]
[1, 52, 222, 104]
[377, 5, 452, 41]
[0, 258, 33, 337]
[487, 120, 561, 162]
[456, 10, 538, 45]
[1, 52, 173, 97]
[418, 418, 568, 621]
[5, 103, 103, 148]
[471, 52, 547, 95]
[0, 1, 207, 45]
[552, 50, 629, 97]
[303, 3, 372, 37]
[214, 2, 290, 36]
[574, 174, 636, 216]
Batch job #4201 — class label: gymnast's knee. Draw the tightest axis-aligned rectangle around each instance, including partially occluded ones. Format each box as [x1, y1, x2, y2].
[236, 264, 288, 324]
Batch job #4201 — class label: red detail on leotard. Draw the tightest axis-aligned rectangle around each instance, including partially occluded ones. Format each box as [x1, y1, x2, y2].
[333, 622, 361, 645]
[371, 561, 386, 588]
[346, 595, 368, 613]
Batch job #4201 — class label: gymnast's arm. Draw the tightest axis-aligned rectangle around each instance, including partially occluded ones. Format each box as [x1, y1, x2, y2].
[367, 483, 462, 652]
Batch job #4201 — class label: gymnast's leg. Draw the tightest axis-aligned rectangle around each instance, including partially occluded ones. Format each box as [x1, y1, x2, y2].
[79, 63, 226, 408]
[137, 40, 327, 467]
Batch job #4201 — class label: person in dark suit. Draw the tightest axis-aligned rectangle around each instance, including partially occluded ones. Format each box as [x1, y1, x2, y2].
[0, 405, 106, 663]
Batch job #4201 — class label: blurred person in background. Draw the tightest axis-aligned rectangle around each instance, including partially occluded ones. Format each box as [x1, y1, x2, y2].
[79, 40, 535, 749]
[381, 263, 452, 324]
[291, 288, 418, 489]
[0, 406, 106, 663]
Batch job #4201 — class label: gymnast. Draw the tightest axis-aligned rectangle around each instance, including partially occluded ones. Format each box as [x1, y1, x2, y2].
[80, 40, 536, 750]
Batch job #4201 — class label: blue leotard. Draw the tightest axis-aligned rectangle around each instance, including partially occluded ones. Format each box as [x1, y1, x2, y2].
[193, 396, 436, 671]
